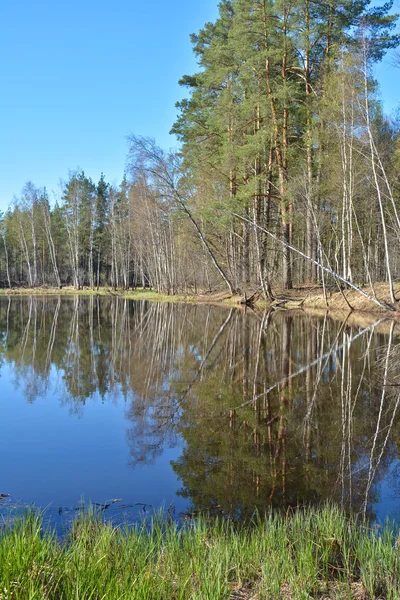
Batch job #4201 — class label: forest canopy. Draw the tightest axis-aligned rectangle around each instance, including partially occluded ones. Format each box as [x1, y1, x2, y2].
[1, 0, 400, 307]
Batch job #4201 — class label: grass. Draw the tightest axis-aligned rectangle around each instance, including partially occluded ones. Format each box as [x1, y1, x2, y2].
[0, 286, 242, 307]
[0, 506, 399, 599]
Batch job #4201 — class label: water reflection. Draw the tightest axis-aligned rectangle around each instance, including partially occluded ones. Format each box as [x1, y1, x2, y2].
[0, 295, 399, 521]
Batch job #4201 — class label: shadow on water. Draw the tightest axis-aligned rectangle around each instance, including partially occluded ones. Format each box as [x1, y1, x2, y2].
[1, 295, 400, 528]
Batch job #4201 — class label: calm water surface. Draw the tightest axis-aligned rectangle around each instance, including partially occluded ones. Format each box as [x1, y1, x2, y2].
[1, 296, 400, 526]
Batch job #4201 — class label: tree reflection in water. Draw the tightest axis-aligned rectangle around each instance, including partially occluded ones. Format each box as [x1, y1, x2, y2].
[0, 295, 399, 520]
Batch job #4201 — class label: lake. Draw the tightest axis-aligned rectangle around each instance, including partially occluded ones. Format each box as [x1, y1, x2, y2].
[0, 295, 399, 528]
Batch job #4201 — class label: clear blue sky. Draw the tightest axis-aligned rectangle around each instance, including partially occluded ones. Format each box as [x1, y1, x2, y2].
[0, 0, 219, 209]
[0, 0, 398, 211]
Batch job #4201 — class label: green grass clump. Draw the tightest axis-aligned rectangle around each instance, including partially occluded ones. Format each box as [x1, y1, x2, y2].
[0, 506, 399, 599]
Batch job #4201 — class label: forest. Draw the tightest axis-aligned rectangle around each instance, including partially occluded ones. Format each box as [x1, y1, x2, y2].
[1, 0, 400, 308]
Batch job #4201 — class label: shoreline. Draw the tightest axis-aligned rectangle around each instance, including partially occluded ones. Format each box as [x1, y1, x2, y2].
[1, 284, 400, 319]
[0, 505, 396, 599]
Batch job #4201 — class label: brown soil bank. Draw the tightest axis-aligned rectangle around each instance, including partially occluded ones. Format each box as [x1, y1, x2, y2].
[282, 282, 400, 313]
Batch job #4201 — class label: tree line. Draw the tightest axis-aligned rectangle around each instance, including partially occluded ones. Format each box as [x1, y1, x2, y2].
[1, 0, 400, 301]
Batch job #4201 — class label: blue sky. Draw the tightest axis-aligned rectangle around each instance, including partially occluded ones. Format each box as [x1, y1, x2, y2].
[0, 0, 219, 210]
[0, 0, 398, 211]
